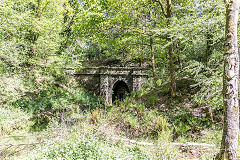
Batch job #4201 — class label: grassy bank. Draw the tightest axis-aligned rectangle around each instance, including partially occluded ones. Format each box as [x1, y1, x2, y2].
[0, 75, 225, 159]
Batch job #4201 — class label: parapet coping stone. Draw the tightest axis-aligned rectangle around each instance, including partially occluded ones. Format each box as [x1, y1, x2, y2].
[71, 66, 148, 76]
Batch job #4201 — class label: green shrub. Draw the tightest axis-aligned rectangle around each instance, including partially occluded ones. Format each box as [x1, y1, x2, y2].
[180, 60, 223, 120]
[124, 113, 140, 130]
[142, 110, 169, 136]
[148, 94, 158, 106]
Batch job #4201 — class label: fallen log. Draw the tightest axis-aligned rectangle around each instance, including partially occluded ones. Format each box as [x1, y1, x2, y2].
[107, 136, 216, 147]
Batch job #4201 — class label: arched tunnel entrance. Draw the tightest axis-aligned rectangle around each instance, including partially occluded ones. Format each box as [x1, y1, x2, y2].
[112, 81, 130, 103]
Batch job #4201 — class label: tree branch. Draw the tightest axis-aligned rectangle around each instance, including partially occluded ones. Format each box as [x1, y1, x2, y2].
[155, 0, 167, 17]
[106, 25, 153, 36]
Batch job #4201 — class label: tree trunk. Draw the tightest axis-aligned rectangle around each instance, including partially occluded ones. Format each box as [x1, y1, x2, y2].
[206, 31, 213, 67]
[150, 36, 157, 82]
[216, 0, 239, 159]
[168, 36, 176, 97]
[166, 0, 176, 97]
[156, 0, 176, 96]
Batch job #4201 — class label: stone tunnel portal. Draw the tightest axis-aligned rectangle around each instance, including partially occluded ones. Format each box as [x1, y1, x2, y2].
[112, 81, 130, 103]
[73, 67, 148, 104]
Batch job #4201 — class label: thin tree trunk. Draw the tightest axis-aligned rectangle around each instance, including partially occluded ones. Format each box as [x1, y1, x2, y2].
[150, 36, 157, 82]
[166, 0, 176, 97]
[168, 36, 176, 97]
[216, 0, 239, 159]
[156, 0, 176, 96]
[35, 0, 41, 17]
[206, 31, 213, 67]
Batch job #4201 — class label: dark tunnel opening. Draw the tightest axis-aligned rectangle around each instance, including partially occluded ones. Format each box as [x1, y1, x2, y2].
[112, 81, 130, 103]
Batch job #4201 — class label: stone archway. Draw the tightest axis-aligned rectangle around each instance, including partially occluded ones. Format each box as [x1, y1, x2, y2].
[112, 80, 130, 102]
[74, 67, 148, 104]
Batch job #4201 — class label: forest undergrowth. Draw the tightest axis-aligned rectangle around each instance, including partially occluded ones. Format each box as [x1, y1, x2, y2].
[0, 71, 233, 160]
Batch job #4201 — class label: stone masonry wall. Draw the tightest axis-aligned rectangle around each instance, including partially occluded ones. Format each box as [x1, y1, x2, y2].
[75, 67, 147, 104]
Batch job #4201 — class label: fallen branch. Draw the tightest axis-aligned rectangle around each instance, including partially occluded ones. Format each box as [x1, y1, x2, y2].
[107, 136, 215, 148]
[0, 142, 43, 147]
[107, 137, 156, 146]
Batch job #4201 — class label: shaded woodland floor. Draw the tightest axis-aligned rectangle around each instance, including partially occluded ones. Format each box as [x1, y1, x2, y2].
[0, 77, 229, 159]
